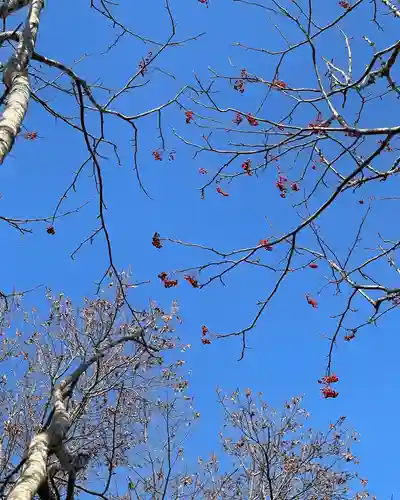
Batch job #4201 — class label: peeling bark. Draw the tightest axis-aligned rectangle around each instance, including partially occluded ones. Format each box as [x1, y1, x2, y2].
[0, 0, 44, 164]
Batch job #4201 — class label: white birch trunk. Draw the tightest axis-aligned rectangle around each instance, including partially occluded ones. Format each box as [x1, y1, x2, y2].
[6, 332, 142, 500]
[7, 387, 70, 500]
[0, 0, 43, 164]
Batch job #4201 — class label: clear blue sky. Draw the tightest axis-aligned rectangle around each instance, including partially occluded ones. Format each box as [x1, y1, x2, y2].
[1, 0, 399, 496]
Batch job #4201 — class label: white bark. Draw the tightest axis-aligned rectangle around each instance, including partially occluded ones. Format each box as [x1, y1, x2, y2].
[7, 386, 70, 500]
[0, 0, 43, 164]
[6, 332, 143, 500]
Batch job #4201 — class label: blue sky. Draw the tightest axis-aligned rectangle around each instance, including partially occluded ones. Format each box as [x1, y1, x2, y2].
[1, 0, 399, 496]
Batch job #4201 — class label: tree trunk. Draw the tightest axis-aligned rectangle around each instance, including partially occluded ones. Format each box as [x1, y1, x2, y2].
[7, 387, 70, 500]
[0, 0, 43, 163]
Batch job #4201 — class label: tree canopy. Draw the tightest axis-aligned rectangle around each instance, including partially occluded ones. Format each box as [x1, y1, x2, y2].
[0, 0, 398, 497]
